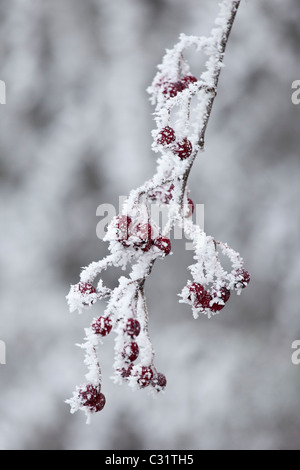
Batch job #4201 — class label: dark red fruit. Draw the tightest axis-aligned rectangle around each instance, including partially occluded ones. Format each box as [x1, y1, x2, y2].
[212, 286, 231, 303]
[136, 366, 154, 388]
[131, 223, 152, 242]
[78, 384, 106, 412]
[185, 198, 195, 217]
[125, 318, 141, 338]
[180, 75, 198, 88]
[153, 236, 171, 255]
[234, 268, 250, 288]
[122, 342, 139, 362]
[131, 223, 153, 251]
[92, 316, 112, 337]
[152, 372, 167, 390]
[78, 282, 96, 295]
[115, 215, 132, 241]
[157, 126, 176, 145]
[119, 363, 133, 379]
[210, 302, 225, 313]
[161, 81, 182, 98]
[187, 283, 211, 309]
[173, 138, 193, 160]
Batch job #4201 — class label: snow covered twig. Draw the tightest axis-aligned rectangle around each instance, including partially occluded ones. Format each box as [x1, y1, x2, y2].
[66, 0, 250, 422]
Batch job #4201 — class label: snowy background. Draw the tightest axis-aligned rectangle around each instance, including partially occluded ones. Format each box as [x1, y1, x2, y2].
[1, 0, 300, 450]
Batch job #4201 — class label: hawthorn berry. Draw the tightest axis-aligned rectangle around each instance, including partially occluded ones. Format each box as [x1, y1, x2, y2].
[173, 138, 193, 160]
[115, 215, 132, 242]
[119, 363, 133, 379]
[78, 385, 106, 412]
[212, 286, 231, 303]
[210, 301, 225, 313]
[185, 198, 195, 218]
[131, 223, 153, 251]
[180, 75, 198, 88]
[161, 81, 182, 98]
[157, 126, 176, 146]
[122, 342, 139, 362]
[136, 366, 154, 388]
[151, 372, 167, 390]
[125, 318, 141, 338]
[187, 283, 211, 309]
[92, 316, 112, 337]
[153, 236, 171, 255]
[78, 282, 96, 295]
[234, 268, 250, 289]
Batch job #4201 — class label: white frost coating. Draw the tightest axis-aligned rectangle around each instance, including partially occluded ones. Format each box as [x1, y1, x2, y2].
[66, 0, 247, 422]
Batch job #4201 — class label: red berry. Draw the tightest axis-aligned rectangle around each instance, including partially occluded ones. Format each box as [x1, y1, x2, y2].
[125, 318, 141, 338]
[115, 215, 132, 242]
[152, 372, 167, 390]
[234, 268, 250, 288]
[94, 393, 106, 412]
[153, 236, 171, 255]
[78, 384, 106, 412]
[136, 366, 154, 388]
[92, 316, 112, 337]
[131, 223, 153, 251]
[122, 342, 139, 362]
[157, 126, 176, 145]
[132, 223, 152, 242]
[187, 283, 211, 308]
[119, 363, 133, 379]
[212, 286, 231, 303]
[78, 282, 96, 295]
[180, 75, 198, 88]
[173, 138, 193, 160]
[210, 302, 225, 313]
[161, 81, 182, 98]
[185, 198, 195, 217]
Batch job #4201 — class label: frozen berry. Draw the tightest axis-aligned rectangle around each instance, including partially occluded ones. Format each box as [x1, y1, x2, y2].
[157, 126, 176, 145]
[119, 363, 133, 379]
[92, 316, 112, 337]
[234, 268, 250, 289]
[78, 384, 106, 412]
[136, 366, 154, 388]
[78, 282, 96, 295]
[210, 301, 225, 313]
[125, 318, 141, 338]
[123, 342, 139, 362]
[212, 286, 231, 303]
[180, 75, 198, 88]
[94, 393, 106, 412]
[132, 223, 152, 242]
[161, 81, 182, 98]
[153, 236, 171, 255]
[131, 223, 153, 251]
[185, 198, 195, 217]
[173, 138, 193, 160]
[115, 215, 132, 241]
[187, 283, 211, 308]
[152, 372, 167, 390]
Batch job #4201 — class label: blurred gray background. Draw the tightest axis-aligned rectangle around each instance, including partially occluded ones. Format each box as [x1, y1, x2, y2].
[0, 0, 300, 450]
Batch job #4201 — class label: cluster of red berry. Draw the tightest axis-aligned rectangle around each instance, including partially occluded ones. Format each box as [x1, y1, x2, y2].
[74, 305, 167, 413]
[160, 74, 198, 98]
[186, 268, 250, 315]
[156, 126, 193, 160]
[114, 215, 171, 256]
